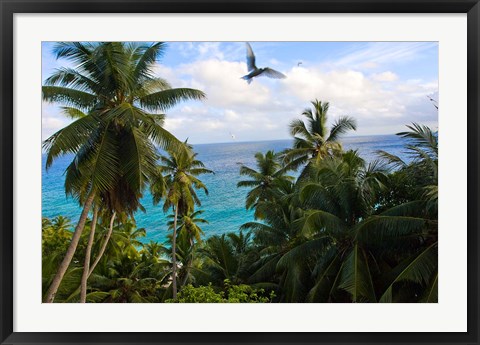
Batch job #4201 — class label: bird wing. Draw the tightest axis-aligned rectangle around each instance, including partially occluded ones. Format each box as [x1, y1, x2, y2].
[261, 68, 287, 79]
[245, 42, 257, 71]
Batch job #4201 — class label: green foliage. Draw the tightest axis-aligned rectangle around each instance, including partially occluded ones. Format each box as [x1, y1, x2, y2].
[282, 99, 357, 174]
[152, 147, 214, 213]
[237, 150, 293, 218]
[42, 216, 72, 257]
[166, 280, 275, 303]
[167, 284, 224, 303]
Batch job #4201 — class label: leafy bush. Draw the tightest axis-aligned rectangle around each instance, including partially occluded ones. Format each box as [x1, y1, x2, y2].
[167, 280, 275, 303]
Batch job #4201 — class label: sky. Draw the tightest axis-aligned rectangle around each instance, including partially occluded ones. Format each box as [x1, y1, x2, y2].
[42, 41, 438, 144]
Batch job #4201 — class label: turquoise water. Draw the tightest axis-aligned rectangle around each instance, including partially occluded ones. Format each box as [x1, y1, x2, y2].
[42, 135, 407, 243]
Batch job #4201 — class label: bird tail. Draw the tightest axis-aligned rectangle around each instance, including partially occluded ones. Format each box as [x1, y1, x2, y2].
[241, 75, 252, 84]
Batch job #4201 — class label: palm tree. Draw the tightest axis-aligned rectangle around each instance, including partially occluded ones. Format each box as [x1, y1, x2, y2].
[283, 99, 357, 175]
[109, 218, 147, 258]
[86, 254, 161, 303]
[200, 232, 255, 286]
[168, 209, 208, 246]
[42, 42, 205, 302]
[237, 150, 292, 218]
[42, 216, 74, 296]
[141, 241, 166, 263]
[80, 204, 99, 302]
[42, 216, 73, 256]
[377, 123, 438, 211]
[151, 148, 213, 299]
[244, 151, 390, 302]
[85, 211, 117, 279]
[280, 150, 438, 302]
[290, 151, 389, 302]
[161, 211, 209, 291]
[70, 214, 143, 302]
[241, 180, 306, 301]
[373, 123, 438, 302]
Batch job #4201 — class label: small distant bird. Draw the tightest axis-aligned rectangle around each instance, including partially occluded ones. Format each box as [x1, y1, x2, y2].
[241, 43, 286, 84]
[297, 61, 303, 66]
[230, 132, 236, 140]
[427, 95, 438, 109]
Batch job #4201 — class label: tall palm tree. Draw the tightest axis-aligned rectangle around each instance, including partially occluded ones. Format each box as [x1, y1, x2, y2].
[151, 148, 213, 299]
[42, 42, 205, 302]
[237, 150, 292, 218]
[241, 180, 306, 301]
[70, 214, 146, 302]
[283, 99, 357, 174]
[80, 204, 99, 302]
[85, 211, 117, 279]
[161, 210, 209, 291]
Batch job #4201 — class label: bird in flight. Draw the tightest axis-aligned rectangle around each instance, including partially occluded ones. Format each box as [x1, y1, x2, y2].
[427, 95, 438, 109]
[241, 42, 286, 84]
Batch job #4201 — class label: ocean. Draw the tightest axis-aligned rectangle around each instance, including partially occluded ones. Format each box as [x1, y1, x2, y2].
[42, 135, 408, 243]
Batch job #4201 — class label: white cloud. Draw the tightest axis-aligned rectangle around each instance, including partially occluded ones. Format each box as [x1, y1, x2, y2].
[359, 61, 378, 70]
[224, 109, 239, 121]
[173, 42, 244, 63]
[332, 42, 437, 70]
[42, 102, 73, 140]
[179, 59, 274, 108]
[152, 55, 438, 142]
[372, 71, 399, 82]
[281, 66, 437, 124]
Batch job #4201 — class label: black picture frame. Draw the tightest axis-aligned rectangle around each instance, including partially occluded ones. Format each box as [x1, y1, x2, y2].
[1, 0, 479, 344]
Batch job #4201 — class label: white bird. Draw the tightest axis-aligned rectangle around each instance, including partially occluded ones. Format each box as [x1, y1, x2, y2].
[241, 43, 286, 84]
[230, 132, 236, 140]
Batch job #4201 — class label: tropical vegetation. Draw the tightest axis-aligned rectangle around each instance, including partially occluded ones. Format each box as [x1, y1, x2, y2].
[42, 41, 438, 303]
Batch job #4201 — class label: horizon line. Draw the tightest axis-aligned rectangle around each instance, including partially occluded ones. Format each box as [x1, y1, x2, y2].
[189, 133, 401, 146]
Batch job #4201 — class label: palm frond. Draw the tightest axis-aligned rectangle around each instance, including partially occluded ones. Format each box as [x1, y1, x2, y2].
[42, 86, 97, 110]
[133, 42, 166, 81]
[139, 88, 206, 112]
[328, 116, 357, 142]
[60, 107, 88, 119]
[356, 215, 428, 245]
[376, 150, 407, 169]
[43, 114, 100, 169]
[337, 245, 376, 302]
[379, 242, 438, 302]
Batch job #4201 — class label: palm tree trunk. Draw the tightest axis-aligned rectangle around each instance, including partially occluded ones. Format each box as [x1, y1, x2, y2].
[172, 204, 178, 299]
[43, 191, 96, 303]
[87, 211, 116, 277]
[79, 205, 99, 303]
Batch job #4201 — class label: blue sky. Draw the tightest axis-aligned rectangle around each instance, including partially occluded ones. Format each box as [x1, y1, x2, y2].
[42, 41, 438, 144]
